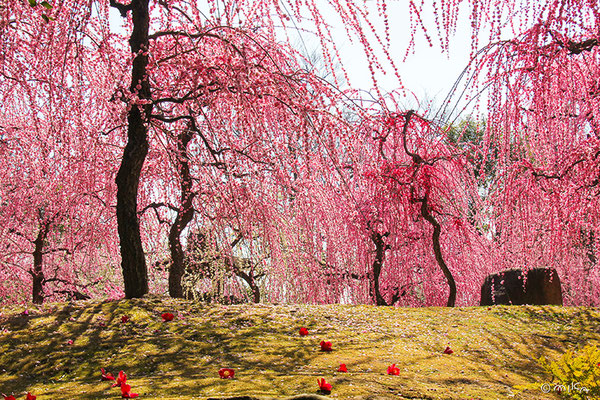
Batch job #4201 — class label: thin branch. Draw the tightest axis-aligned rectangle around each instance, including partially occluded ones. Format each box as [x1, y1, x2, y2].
[138, 202, 179, 215]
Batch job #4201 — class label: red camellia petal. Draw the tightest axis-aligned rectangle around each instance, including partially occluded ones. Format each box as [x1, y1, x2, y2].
[101, 367, 116, 381]
[299, 327, 308, 336]
[337, 363, 347, 372]
[319, 340, 332, 351]
[387, 364, 400, 375]
[317, 378, 332, 393]
[26, 393, 36, 400]
[443, 346, 454, 354]
[218, 368, 235, 379]
[3, 395, 16, 400]
[121, 315, 129, 323]
[161, 312, 174, 322]
[121, 383, 131, 395]
[121, 383, 139, 398]
[113, 370, 127, 387]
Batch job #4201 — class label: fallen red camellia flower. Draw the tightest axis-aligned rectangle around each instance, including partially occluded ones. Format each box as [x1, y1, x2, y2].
[299, 327, 309, 336]
[161, 312, 174, 322]
[26, 393, 36, 400]
[3, 395, 16, 400]
[121, 315, 129, 323]
[218, 368, 235, 379]
[121, 383, 139, 398]
[317, 378, 332, 394]
[337, 363, 347, 372]
[112, 370, 127, 387]
[443, 346, 454, 354]
[101, 367, 116, 381]
[320, 340, 332, 351]
[387, 364, 400, 375]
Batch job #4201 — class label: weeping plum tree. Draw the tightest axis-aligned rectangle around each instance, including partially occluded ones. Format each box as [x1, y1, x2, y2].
[103, 0, 412, 299]
[460, 2, 600, 305]
[0, 4, 122, 303]
[0, 79, 119, 304]
[130, 12, 362, 298]
[2, 0, 600, 304]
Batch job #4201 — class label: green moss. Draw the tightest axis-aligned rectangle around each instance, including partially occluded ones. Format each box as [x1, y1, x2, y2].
[0, 301, 599, 399]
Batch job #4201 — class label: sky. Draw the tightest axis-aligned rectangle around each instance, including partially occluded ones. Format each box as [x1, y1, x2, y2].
[280, 0, 481, 116]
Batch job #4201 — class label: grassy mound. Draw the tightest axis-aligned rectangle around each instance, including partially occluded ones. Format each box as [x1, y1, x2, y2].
[0, 298, 599, 399]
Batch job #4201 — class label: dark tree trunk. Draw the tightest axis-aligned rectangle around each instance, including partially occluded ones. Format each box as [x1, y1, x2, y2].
[224, 233, 261, 303]
[370, 231, 390, 306]
[235, 267, 261, 303]
[31, 221, 51, 304]
[420, 194, 457, 307]
[114, 0, 152, 298]
[168, 129, 195, 298]
[399, 110, 456, 307]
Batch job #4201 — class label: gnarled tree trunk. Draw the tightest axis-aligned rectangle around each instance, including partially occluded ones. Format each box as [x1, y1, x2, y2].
[168, 128, 195, 298]
[370, 231, 390, 306]
[419, 193, 457, 307]
[114, 0, 152, 298]
[30, 221, 51, 304]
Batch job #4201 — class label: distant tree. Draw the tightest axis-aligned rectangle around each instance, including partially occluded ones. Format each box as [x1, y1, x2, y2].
[0, 93, 118, 304]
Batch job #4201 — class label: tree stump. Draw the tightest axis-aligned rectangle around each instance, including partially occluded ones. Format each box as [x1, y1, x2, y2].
[480, 267, 563, 306]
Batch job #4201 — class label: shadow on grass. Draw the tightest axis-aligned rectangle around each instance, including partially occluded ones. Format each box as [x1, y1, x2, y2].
[1, 301, 599, 399]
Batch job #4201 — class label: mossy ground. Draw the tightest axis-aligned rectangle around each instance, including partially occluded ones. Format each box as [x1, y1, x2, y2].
[0, 298, 599, 399]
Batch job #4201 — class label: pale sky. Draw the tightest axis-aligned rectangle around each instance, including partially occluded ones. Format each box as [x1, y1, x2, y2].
[278, 0, 485, 119]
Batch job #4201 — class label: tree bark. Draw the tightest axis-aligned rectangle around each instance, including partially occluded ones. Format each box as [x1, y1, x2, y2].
[370, 231, 389, 306]
[114, 0, 151, 298]
[31, 221, 51, 304]
[235, 266, 261, 303]
[168, 129, 195, 298]
[419, 194, 457, 307]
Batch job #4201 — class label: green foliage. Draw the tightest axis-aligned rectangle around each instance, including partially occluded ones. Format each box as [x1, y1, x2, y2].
[27, 0, 54, 22]
[537, 345, 600, 399]
[445, 117, 496, 185]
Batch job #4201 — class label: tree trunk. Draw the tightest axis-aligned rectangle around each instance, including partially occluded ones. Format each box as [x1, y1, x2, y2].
[420, 194, 457, 307]
[168, 129, 195, 298]
[31, 221, 51, 304]
[370, 231, 389, 306]
[115, 0, 151, 298]
[400, 111, 456, 307]
[235, 265, 261, 303]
